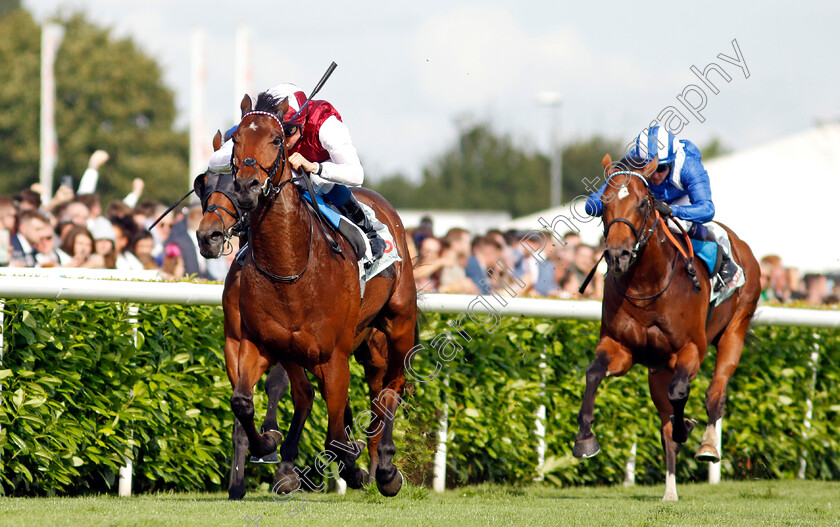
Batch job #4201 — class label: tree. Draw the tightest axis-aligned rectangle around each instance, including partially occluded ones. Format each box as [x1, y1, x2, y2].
[698, 137, 730, 161]
[0, 0, 20, 19]
[560, 135, 624, 202]
[370, 126, 625, 217]
[0, 9, 41, 191]
[370, 123, 551, 217]
[0, 10, 188, 204]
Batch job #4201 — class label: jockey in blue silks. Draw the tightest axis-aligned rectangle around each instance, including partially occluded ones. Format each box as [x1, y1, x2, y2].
[585, 125, 744, 295]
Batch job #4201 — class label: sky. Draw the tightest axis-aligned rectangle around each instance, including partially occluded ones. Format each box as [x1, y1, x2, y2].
[25, 0, 840, 185]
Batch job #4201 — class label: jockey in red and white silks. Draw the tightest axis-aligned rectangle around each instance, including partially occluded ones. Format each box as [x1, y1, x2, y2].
[209, 83, 385, 259]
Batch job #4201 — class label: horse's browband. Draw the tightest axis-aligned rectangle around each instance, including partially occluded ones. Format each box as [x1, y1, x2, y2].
[610, 170, 650, 188]
[243, 111, 283, 128]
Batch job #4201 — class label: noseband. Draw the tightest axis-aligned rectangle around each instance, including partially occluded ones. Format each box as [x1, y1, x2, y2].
[602, 171, 660, 267]
[197, 173, 249, 247]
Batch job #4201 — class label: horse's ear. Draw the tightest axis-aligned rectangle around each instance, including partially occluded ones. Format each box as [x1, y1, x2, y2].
[276, 97, 290, 120]
[193, 173, 206, 201]
[212, 130, 222, 152]
[240, 94, 253, 117]
[601, 154, 612, 170]
[642, 156, 659, 177]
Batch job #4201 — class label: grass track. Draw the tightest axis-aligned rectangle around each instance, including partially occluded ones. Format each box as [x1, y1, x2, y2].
[1, 480, 837, 526]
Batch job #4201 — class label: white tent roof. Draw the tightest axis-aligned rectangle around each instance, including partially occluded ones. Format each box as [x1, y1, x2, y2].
[705, 124, 840, 272]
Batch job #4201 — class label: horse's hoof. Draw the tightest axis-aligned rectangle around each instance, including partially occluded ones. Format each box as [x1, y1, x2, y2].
[376, 468, 403, 497]
[254, 429, 283, 456]
[344, 467, 367, 490]
[272, 472, 301, 495]
[694, 444, 721, 463]
[573, 436, 600, 459]
[669, 416, 697, 443]
[264, 429, 283, 446]
[662, 492, 679, 502]
[228, 486, 246, 500]
[250, 451, 279, 463]
[358, 468, 369, 487]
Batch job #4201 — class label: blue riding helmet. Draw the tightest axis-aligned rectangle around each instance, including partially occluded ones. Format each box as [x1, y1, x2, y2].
[632, 126, 677, 166]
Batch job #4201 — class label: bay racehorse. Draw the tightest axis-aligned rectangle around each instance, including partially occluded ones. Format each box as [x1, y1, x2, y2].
[227, 92, 418, 497]
[573, 154, 760, 501]
[194, 131, 290, 499]
[194, 133, 406, 498]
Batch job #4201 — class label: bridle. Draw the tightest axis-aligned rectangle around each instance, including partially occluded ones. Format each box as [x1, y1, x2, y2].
[230, 111, 295, 198]
[602, 171, 660, 267]
[228, 111, 342, 283]
[602, 170, 682, 302]
[196, 172, 249, 256]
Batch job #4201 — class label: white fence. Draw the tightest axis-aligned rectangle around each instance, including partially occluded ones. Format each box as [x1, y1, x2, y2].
[2, 271, 838, 494]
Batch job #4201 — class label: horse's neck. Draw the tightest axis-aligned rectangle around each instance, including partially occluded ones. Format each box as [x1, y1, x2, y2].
[250, 182, 309, 270]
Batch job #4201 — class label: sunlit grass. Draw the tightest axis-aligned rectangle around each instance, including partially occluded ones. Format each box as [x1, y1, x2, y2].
[1, 480, 837, 526]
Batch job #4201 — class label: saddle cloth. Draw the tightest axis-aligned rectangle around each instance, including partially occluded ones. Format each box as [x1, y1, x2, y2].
[689, 230, 744, 306]
[296, 190, 402, 297]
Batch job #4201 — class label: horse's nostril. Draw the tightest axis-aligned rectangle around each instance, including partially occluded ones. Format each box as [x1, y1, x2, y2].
[247, 179, 260, 193]
[209, 231, 223, 242]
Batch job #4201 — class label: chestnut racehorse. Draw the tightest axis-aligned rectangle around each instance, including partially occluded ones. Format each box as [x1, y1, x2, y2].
[227, 92, 417, 497]
[572, 154, 760, 501]
[194, 132, 290, 499]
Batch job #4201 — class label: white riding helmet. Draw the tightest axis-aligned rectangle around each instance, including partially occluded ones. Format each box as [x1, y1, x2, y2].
[633, 126, 677, 165]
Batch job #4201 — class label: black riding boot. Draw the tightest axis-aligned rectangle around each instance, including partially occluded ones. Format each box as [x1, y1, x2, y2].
[705, 228, 737, 291]
[338, 194, 386, 260]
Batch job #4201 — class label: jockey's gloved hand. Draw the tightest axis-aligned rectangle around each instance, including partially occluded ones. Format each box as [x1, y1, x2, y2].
[653, 200, 672, 217]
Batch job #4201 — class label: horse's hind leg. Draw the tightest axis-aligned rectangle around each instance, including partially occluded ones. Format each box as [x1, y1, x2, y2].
[313, 356, 368, 490]
[369, 317, 415, 497]
[356, 330, 388, 485]
[573, 337, 633, 458]
[669, 341, 702, 444]
[697, 314, 751, 462]
[650, 369, 682, 501]
[273, 362, 316, 494]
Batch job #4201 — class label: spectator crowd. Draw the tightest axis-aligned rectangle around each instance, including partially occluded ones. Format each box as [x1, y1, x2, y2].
[1, 151, 231, 281]
[406, 215, 840, 306]
[3, 156, 839, 306]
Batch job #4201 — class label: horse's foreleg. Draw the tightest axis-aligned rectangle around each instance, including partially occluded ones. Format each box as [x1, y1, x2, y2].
[273, 362, 315, 494]
[649, 369, 681, 501]
[669, 341, 702, 444]
[260, 364, 289, 434]
[698, 314, 751, 462]
[249, 363, 289, 464]
[574, 337, 632, 458]
[224, 333, 248, 500]
[231, 338, 281, 458]
[229, 418, 249, 500]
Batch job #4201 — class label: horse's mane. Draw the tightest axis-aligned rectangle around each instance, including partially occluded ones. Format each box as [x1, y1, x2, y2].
[613, 154, 650, 173]
[254, 91, 287, 115]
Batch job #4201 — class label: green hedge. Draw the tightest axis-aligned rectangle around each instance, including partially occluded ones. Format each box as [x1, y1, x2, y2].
[1, 299, 839, 495]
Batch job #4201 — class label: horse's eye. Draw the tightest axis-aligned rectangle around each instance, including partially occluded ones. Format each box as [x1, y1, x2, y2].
[639, 199, 649, 211]
[272, 135, 282, 146]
